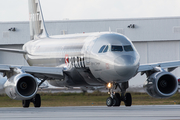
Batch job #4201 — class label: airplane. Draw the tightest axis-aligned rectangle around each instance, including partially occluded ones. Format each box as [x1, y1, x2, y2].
[0, 0, 179, 108]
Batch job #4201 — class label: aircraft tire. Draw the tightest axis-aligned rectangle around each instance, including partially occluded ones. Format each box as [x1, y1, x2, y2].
[106, 97, 113, 107]
[33, 94, 41, 108]
[124, 93, 132, 107]
[112, 97, 120, 106]
[22, 100, 30, 108]
[113, 93, 121, 106]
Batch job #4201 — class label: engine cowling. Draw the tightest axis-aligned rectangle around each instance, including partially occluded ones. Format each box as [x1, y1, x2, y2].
[143, 71, 178, 98]
[4, 73, 38, 100]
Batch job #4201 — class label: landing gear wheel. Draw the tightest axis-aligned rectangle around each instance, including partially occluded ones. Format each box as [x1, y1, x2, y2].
[22, 100, 30, 108]
[113, 93, 121, 107]
[106, 97, 113, 107]
[33, 94, 41, 108]
[112, 98, 120, 106]
[124, 93, 132, 107]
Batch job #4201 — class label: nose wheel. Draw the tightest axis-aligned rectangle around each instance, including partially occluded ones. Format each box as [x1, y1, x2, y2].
[106, 96, 121, 107]
[113, 93, 121, 106]
[106, 82, 132, 107]
[106, 97, 113, 107]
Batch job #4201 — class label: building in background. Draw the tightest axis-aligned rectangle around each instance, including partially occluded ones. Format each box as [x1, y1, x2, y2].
[0, 17, 180, 86]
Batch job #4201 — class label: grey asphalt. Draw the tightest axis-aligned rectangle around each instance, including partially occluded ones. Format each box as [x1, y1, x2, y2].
[0, 105, 180, 120]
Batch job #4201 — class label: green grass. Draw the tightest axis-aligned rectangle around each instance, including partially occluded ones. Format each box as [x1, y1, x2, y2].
[0, 92, 180, 107]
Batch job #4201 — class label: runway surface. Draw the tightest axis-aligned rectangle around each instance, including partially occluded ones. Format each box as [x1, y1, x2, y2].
[1, 105, 180, 120]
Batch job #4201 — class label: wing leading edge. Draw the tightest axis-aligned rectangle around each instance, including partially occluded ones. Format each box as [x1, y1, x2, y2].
[138, 61, 180, 72]
[0, 65, 64, 80]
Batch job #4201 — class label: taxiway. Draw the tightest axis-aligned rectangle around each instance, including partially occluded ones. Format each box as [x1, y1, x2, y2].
[0, 105, 180, 120]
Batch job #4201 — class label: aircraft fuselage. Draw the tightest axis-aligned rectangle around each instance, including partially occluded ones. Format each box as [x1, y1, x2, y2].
[23, 32, 140, 87]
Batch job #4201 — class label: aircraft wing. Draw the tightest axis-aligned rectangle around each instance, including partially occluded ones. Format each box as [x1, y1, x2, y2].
[0, 65, 64, 79]
[0, 48, 27, 54]
[138, 61, 180, 72]
[0, 48, 64, 79]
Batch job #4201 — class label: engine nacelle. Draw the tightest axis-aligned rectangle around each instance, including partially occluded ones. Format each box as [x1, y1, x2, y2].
[4, 73, 38, 100]
[143, 71, 178, 98]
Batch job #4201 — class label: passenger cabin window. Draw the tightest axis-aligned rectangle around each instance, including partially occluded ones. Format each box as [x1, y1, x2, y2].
[98, 45, 106, 53]
[124, 45, 133, 52]
[111, 45, 123, 52]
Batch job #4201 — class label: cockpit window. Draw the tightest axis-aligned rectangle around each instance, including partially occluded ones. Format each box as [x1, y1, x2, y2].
[111, 45, 123, 52]
[98, 45, 106, 53]
[124, 45, 134, 51]
[103, 46, 109, 53]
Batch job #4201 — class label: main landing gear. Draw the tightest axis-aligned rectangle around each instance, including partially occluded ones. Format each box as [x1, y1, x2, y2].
[106, 82, 132, 107]
[22, 78, 46, 108]
[22, 94, 41, 108]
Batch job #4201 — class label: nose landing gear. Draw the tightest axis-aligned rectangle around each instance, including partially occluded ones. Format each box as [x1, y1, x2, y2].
[106, 82, 132, 107]
[106, 93, 121, 107]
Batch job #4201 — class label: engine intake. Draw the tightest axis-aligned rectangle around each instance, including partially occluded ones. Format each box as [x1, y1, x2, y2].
[4, 73, 38, 100]
[17, 76, 37, 96]
[143, 71, 178, 98]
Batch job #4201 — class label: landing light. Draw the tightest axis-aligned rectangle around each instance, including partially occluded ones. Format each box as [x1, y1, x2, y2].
[107, 83, 112, 88]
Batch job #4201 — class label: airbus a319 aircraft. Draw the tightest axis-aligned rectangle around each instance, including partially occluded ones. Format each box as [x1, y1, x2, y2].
[0, 0, 179, 108]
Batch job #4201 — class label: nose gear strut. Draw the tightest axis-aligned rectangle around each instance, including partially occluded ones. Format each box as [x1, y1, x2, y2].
[106, 82, 132, 107]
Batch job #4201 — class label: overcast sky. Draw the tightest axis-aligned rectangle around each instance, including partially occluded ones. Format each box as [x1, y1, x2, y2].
[0, 0, 180, 22]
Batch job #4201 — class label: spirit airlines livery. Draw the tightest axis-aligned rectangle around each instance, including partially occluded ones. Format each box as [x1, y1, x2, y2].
[0, 0, 179, 108]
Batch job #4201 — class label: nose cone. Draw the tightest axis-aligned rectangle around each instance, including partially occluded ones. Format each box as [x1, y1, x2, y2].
[114, 55, 139, 79]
